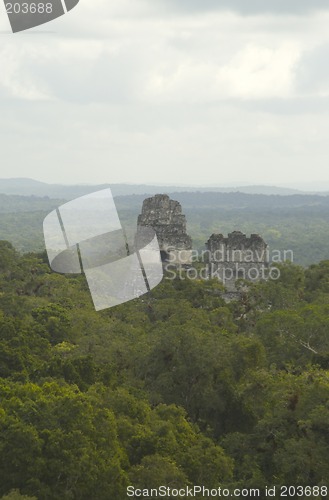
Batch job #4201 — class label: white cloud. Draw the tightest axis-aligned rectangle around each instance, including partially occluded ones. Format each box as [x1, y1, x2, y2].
[217, 43, 301, 99]
[0, 44, 52, 100]
[144, 42, 301, 103]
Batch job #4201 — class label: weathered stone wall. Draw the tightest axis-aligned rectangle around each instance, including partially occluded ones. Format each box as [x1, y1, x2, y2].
[206, 231, 268, 292]
[137, 194, 192, 265]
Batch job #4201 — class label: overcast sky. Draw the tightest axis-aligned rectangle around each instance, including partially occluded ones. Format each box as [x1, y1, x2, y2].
[1, 0, 329, 188]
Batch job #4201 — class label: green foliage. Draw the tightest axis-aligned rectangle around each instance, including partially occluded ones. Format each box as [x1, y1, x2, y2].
[0, 244, 329, 496]
[0, 380, 128, 499]
[1, 490, 37, 500]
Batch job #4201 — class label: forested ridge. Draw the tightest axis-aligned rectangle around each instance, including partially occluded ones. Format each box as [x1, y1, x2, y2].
[0, 241, 328, 499]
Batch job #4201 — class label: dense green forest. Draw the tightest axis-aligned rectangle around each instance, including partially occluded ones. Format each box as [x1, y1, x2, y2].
[0, 241, 328, 499]
[0, 187, 329, 498]
[0, 194, 63, 254]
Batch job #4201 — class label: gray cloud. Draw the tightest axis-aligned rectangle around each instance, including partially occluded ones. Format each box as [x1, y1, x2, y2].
[240, 97, 329, 116]
[32, 51, 140, 104]
[157, 0, 329, 15]
[296, 44, 329, 93]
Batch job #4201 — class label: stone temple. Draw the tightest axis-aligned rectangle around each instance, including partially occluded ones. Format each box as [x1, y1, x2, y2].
[137, 194, 192, 265]
[206, 231, 268, 293]
[137, 195, 268, 292]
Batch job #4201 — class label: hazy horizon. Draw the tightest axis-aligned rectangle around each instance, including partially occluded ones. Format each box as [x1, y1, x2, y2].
[2, 176, 329, 193]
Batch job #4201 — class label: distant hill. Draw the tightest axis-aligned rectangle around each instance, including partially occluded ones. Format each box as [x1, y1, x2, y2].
[115, 191, 329, 211]
[1, 189, 329, 215]
[0, 178, 307, 199]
